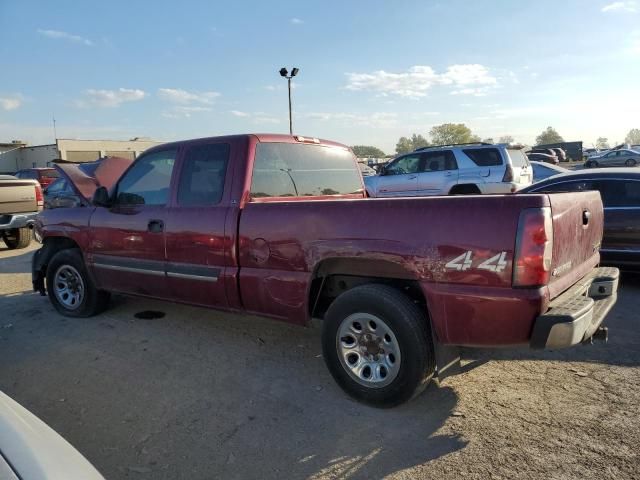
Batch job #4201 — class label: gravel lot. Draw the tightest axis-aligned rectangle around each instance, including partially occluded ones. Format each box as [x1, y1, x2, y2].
[1, 243, 638, 479]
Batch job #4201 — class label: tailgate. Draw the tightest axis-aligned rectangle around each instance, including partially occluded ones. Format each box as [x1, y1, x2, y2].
[0, 181, 37, 214]
[547, 190, 603, 299]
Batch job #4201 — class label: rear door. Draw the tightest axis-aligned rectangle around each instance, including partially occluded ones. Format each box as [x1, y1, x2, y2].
[375, 153, 422, 196]
[417, 150, 458, 195]
[594, 179, 640, 255]
[88, 148, 177, 298]
[164, 141, 233, 308]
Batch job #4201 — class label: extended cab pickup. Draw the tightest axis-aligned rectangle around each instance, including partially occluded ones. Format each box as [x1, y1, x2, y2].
[0, 175, 42, 249]
[32, 134, 619, 407]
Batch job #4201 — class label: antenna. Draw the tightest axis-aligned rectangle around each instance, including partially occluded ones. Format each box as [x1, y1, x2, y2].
[53, 114, 57, 140]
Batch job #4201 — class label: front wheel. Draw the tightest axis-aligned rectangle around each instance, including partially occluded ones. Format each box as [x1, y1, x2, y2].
[46, 249, 110, 317]
[2, 227, 31, 249]
[321, 284, 435, 407]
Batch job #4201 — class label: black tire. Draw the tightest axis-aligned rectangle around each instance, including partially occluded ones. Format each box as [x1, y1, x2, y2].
[625, 159, 637, 167]
[449, 184, 481, 195]
[321, 284, 435, 408]
[589, 161, 599, 168]
[46, 248, 110, 317]
[1, 227, 31, 249]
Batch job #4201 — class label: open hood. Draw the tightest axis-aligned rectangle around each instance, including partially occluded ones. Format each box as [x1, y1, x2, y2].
[54, 156, 133, 202]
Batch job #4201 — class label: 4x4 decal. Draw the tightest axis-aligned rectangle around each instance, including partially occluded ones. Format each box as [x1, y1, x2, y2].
[446, 251, 509, 272]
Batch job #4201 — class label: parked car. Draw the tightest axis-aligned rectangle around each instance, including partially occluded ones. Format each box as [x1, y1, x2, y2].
[0, 390, 104, 479]
[364, 142, 532, 197]
[585, 149, 639, 168]
[33, 133, 617, 407]
[530, 161, 569, 182]
[358, 162, 376, 177]
[550, 147, 567, 162]
[0, 175, 42, 249]
[527, 152, 560, 165]
[14, 167, 60, 188]
[521, 168, 640, 269]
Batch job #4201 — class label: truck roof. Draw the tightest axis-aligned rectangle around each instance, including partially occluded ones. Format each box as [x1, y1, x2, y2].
[144, 133, 350, 155]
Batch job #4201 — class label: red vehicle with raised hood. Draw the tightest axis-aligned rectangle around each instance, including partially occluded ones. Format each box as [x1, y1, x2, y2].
[14, 167, 60, 188]
[32, 134, 618, 407]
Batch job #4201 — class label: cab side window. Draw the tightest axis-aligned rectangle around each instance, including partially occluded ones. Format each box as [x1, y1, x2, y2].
[594, 180, 640, 207]
[116, 149, 177, 206]
[421, 151, 457, 172]
[177, 143, 230, 206]
[463, 148, 502, 166]
[533, 180, 594, 193]
[385, 154, 422, 175]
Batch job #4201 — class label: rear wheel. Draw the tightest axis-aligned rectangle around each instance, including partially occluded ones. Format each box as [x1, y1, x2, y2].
[1, 228, 31, 249]
[625, 159, 637, 167]
[321, 284, 435, 407]
[46, 249, 110, 317]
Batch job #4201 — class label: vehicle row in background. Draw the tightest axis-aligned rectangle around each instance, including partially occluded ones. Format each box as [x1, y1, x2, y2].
[13, 167, 59, 188]
[584, 148, 639, 168]
[522, 168, 640, 269]
[364, 142, 531, 197]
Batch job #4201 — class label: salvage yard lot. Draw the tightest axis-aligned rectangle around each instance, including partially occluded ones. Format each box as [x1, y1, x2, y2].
[1, 243, 639, 479]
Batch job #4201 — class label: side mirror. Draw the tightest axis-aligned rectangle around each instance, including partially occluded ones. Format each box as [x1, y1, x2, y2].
[92, 186, 111, 207]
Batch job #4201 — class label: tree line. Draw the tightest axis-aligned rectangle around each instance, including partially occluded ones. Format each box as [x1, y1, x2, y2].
[352, 125, 640, 157]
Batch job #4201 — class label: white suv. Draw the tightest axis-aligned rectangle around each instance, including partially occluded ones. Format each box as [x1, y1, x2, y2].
[364, 143, 532, 197]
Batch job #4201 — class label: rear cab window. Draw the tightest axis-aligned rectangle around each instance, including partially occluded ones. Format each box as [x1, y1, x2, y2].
[463, 148, 503, 166]
[250, 142, 363, 199]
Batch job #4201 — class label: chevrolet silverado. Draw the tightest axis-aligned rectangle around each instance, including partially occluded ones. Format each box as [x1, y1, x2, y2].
[32, 134, 618, 406]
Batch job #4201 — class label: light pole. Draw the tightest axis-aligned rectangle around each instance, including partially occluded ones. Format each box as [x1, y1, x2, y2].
[279, 67, 299, 135]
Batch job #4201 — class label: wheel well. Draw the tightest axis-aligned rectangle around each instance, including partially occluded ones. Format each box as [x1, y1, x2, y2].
[32, 236, 81, 294]
[449, 184, 481, 195]
[308, 260, 428, 320]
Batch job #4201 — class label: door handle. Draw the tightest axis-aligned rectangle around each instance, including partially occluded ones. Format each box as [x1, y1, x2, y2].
[408, 175, 417, 180]
[148, 219, 164, 233]
[445, 171, 453, 176]
[582, 210, 591, 226]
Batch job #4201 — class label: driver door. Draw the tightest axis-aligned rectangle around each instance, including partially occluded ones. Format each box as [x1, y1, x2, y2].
[87, 148, 178, 298]
[376, 153, 423, 197]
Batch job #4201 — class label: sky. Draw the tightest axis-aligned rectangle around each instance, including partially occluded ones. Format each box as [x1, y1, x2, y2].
[1, 0, 639, 153]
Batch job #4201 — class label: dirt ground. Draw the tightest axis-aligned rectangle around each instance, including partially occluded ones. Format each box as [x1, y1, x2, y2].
[1, 243, 638, 479]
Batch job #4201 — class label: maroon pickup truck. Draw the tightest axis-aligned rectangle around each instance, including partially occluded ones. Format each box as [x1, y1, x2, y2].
[32, 134, 619, 407]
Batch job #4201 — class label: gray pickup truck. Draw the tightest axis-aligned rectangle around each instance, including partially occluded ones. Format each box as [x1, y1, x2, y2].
[0, 175, 42, 249]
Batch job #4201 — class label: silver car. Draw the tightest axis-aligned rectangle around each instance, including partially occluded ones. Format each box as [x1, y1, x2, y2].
[586, 149, 640, 168]
[364, 143, 532, 197]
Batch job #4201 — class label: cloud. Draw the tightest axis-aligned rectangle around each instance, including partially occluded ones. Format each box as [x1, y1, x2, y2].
[290, 18, 304, 24]
[306, 112, 398, 128]
[78, 88, 146, 107]
[227, 111, 280, 124]
[345, 64, 497, 98]
[163, 106, 212, 118]
[158, 88, 220, 105]
[601, 1, 637, 12]
[37, 29, 93, 46]
[0, 95, 23, 111]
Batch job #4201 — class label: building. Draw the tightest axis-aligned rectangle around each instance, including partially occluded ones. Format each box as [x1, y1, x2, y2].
[0, 137, 164, 174]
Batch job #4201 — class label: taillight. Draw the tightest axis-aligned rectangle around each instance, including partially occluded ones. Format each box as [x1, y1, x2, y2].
[502, 164, 514, 182]
[35, 184, 44, 209]
[513, 207, 553, 287]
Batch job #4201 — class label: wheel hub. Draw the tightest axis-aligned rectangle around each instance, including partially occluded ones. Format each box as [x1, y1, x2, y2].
[53, 265, 85, 310]
[336, 313, 401, 388]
